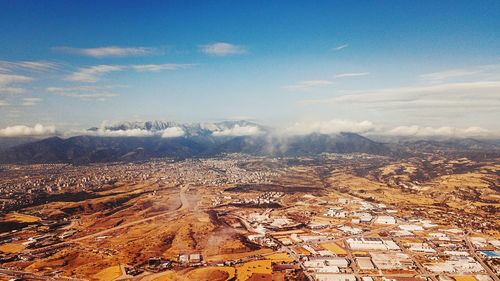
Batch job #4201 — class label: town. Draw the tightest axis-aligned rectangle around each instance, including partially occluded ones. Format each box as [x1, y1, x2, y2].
[0, 153, 498, 281]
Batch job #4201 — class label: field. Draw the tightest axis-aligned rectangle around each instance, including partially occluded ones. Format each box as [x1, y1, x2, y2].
[92, 265, 122, 281]
[235, 260, 272, 281]
[453, 276, 478, 281]
[3, 212, 41, 222]
[185, 267, 235, 281]
[205, 249, 273, 262]
[320, 242, 347, 255]
[0, 243, 25, 253]
[264, 252, 294, 262]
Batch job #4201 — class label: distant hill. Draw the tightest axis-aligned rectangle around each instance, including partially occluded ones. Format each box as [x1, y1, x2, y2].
[0, 137, 39, 152]
[0, 120, 498, 164]
[0, 133, 399, 164]
[0, 136, 209, 164]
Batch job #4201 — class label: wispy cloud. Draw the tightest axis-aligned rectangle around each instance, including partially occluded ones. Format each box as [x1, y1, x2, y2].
[0, 73, 33, 85]
[47, 85, 120, 101]
[335, 72, 370, 78]
[200, 42, 247, 56]
[0, 74, 32, 95]
[21, 97, 43, 106]
[66, 63, 193, 82]
[285, 80, 334, 91]
[131, 64, 193, 72]
[66, 65, 124, 83]
[47, 85, 118, 92]
[420, 69, 480, 82]
[0, 87, 28, 95]
[302, 81, 500, 112]
[53, 46, 160, 58]
[0, 99, 9, 106]
[420, 64, 500, 83]
[332, 44, 348, 51]
[58, 92, 119, 100]
[0, 60, 60, 72]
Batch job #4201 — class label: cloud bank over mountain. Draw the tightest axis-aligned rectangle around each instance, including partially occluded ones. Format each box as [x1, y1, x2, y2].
[0, 119, 496, 140]
[0, 124, 56, 137]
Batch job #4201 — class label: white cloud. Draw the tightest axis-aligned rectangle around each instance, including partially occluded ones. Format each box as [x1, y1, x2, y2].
[0, 73, 33, 85]
[131, 64, 193, 72]
[65, 65, 124, 83]
[161, 127, 185, 138]
[0, 100, 9, 106]
[53, 46, 159, 58]
[0, 124, 56, 137]
[93, 128, 154, 137]
[387, 125, 491, 137]
[212, 125, 261, 136]
[335, 72, 370, 78]
[332, 44, 348, 51]
[285, 80, 334, 91]
[283, 120, 495, 138]
[200, 42, 246, 56]
[285, 119, 376, 135]
[87, 126, 184, 138]
[21, 97, 42, 106]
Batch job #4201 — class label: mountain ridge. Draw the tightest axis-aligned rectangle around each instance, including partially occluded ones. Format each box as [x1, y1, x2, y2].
[0, 120, 498, 164]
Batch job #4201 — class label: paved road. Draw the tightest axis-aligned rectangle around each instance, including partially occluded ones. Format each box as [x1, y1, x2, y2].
[464, 235, 499, 281]
[395, 237, 438, 281]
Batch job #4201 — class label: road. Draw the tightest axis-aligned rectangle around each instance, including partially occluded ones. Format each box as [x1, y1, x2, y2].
[464, 235, 499, 281]
[0, 268, 85, 281]
[395, 238, 438, 281]
[1, 185, 192, 279]
[28, 185, 190, 253]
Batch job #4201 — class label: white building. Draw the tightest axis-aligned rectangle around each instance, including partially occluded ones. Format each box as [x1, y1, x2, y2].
[357, 257, 375, 270]
[407, 243, 436, 253]
[347, 237, 400, 251]
[424, 257, 484, 273]
[374, 216, 396, 225]
[399, 224, 424, 231]
[315, 274, 356, 281]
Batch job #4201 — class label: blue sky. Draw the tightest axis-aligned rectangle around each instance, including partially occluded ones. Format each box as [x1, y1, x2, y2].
[0, 1, 499, 137]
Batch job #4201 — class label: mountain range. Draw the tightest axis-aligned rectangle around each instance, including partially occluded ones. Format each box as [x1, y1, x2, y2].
[0, 120, 498, 164]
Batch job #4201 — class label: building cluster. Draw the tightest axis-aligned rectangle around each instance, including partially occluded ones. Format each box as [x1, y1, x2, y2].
[220, 192, 499, 281]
